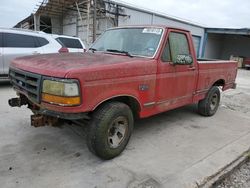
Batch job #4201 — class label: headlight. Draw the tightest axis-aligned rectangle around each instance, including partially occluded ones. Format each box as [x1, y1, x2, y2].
[42, 79, 81, 106]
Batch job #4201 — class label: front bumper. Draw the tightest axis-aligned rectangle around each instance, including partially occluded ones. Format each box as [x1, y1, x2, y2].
[33, 108, 89, 120]
[9, 95, 88, 120]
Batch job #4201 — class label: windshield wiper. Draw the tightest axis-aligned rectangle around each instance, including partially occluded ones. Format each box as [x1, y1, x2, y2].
[89, 48, 97, 53]
[106, 49, 133, 57]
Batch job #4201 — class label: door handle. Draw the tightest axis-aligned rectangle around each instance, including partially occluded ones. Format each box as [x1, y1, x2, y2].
[188, 67, 196, 71]
[32, 51, 40, 55]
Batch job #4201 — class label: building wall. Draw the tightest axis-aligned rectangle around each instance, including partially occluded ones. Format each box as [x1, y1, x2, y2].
[75, 17, 114, 47]
[60, 8, 115, 47]
[51, 17, 62, 34]
[59, 3, 205, 52]
[63, 11, 77, 36]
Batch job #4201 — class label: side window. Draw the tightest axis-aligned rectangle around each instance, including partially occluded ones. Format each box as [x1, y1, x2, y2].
[4, 33, 36, 48]
[0, 32, 3, 47]
[169, 32, 190, 62]
[56, 37, 83, 49]
[161, 40, 171, 62]
[36, 37, 49, 47]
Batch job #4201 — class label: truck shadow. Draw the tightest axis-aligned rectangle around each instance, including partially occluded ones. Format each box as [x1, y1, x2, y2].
[5, 103, 201, 171]
[57, 104, 200, 157]
[0, 80, 11, 88]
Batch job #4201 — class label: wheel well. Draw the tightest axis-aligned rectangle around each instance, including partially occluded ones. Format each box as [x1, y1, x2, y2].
[94, 96, 141, 119]
[213, 79, 225, 88]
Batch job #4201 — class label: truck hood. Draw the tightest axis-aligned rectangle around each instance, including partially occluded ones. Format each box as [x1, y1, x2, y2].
[10, 52, 155, 79]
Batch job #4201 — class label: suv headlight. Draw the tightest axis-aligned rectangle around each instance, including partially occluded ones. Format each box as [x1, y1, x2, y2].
[42, 79, 81, 106]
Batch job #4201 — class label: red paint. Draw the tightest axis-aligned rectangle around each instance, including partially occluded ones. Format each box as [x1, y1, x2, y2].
[10, 26, 238, 119]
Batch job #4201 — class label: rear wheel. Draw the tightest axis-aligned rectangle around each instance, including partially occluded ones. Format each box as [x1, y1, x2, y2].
[87, 102, 134, 160]
[198, 86, 220, 116]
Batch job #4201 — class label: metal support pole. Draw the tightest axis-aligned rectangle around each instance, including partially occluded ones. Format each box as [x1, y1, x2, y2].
[34, 14, 40, 31]
[34, 14, 37, 31]
[87, 1, 90, 45]
[93, 0, 97, 42]
[115, 5, 119, 26]
[76, 2, 84, 40]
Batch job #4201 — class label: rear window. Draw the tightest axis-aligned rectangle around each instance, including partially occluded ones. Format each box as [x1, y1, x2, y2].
[36, 37, 49, 47]
[56, 37, 83, 49]
[4, 33, 37, 48]
[0, 32, 3, 47]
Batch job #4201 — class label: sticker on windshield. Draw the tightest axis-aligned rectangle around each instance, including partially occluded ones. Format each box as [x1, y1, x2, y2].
[142, 28, 162, 35]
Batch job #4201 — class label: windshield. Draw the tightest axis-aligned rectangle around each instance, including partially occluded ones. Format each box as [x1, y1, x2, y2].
[91, 27, 164, 58]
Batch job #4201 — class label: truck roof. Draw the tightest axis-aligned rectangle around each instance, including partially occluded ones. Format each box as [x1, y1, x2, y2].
[107, 25, 190, 33]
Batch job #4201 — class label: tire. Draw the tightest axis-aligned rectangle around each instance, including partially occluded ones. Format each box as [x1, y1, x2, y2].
[198, 86, 221, 116]
[87, 102, 134, 160]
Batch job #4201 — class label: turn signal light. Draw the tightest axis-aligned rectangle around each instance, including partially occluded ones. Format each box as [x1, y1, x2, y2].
[42, 93, 81, 106]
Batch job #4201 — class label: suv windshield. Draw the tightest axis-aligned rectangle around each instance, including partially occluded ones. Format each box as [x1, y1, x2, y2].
[91, 27, 163, 58]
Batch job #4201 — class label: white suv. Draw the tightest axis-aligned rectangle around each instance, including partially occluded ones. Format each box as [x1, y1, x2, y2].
[0, 28, 86, 78]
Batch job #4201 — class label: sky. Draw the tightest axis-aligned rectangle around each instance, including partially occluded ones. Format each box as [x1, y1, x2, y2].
[0, 0, 249, 28]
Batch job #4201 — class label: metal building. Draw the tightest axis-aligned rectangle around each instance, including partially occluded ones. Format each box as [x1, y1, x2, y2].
[14, 0, 205, 57]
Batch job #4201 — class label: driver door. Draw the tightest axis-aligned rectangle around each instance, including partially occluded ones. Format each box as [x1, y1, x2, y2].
[169, 31, 198, 103]
[156, 30, 197, 110]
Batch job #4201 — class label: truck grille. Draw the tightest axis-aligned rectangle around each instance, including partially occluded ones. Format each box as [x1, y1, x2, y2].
[9, 68, 42, 103]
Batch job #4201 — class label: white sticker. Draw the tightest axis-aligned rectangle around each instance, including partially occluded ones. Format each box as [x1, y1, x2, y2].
[142, 28, 162, 35]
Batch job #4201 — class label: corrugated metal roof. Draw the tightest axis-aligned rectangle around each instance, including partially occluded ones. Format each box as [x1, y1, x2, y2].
[105, 0, 205, 28]
[206, 28, 250, 35]
[34, 0, 204, 28]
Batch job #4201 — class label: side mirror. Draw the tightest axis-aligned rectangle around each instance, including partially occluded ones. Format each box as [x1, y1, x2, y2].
[174, 54, 193, 65]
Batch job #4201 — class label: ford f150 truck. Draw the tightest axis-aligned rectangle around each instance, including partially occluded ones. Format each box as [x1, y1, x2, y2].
[8, 26, 238, 159]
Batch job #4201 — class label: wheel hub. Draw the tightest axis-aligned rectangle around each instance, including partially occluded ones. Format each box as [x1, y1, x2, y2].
[210, 93, 218, 111]
[108, 116, 128, 149]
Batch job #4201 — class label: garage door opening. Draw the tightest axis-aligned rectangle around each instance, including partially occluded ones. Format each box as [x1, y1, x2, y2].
[203, 28, 250, 60]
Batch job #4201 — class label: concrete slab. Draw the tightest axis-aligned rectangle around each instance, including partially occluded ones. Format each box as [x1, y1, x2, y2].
[0, 70, 250, 188]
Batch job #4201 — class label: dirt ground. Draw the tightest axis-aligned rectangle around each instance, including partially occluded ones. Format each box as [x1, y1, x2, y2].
[0, 69, 250, 188]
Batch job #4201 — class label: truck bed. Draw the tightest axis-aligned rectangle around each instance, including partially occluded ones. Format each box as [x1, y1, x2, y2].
[196, 60, 237, 95]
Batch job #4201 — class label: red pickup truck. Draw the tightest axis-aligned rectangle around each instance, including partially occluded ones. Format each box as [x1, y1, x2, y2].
[8, 26, 237, 159]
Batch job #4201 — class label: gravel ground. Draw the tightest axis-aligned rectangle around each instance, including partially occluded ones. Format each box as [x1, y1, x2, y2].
[213, 158, 250, 188]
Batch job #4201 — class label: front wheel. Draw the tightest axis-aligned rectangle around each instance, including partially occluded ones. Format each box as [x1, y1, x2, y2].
[198, 86, 221, 116]
[87, 102, 134, 160]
